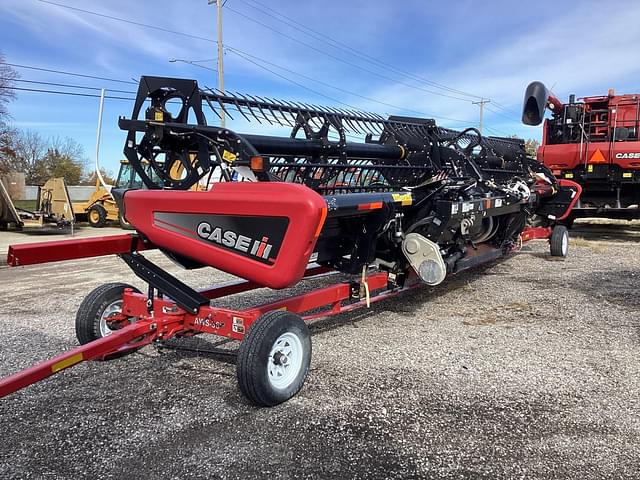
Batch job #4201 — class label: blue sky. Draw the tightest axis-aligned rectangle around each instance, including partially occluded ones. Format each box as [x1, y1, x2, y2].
[2, 0, 640, 177]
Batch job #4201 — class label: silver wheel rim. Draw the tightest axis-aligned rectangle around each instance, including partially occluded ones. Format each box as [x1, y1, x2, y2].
[561, 232, 568, 256]
[267, 332, 303, 390]
[99, 300, 124, 337]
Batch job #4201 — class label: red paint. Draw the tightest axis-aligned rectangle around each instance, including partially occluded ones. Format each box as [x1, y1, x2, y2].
[124, 182, 327, 289]
[0, 270, 394, 399]
[539, 91, 640, 171]
[556, 179, 582, 220]
[7, 234, 150, 267]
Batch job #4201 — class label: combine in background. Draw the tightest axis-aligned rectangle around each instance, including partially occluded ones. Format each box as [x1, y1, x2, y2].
[524, 82, 640, 224]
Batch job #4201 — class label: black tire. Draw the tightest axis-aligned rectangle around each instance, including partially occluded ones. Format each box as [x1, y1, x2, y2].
[75, 283, 141, 356]
[118, 210, 134, 230]
[87, 204, 107, 228]
[237, 310, 311, 407]
[550, 225, 569, 257]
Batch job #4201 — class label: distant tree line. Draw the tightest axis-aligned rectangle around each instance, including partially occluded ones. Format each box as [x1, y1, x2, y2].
[1, 128, 89, 184]
[0, 54, 114, 186]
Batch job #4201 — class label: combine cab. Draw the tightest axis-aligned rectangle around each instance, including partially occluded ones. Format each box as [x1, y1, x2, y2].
[524, 81, 640, 223]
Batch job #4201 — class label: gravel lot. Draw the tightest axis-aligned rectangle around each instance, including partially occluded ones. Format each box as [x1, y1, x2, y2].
[0, 224, 639, 479]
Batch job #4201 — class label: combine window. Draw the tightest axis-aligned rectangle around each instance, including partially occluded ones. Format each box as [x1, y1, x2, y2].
[547, 98, 640, 145]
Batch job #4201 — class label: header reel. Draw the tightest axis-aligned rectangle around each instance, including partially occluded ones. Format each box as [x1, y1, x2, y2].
[119, 76, 535, 196]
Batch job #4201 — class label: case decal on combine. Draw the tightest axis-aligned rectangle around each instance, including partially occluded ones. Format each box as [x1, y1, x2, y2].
[153, 212, 289, 265]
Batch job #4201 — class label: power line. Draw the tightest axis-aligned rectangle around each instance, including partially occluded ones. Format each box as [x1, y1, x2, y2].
[485, 105, 520, 123]
[169, 59, 218, 73]
[232, 0, 523, 119]
[35, 0, 497, 124]
[487, 99, 520, 116]
[236, 1, 529, 118]
[225, 4, 474, 103]
[2, 77, 135, 95]
[0, 62, 137, 85]
[226, 47, 472, 124]
[237, 0, 484, 100]
[38, 0, 217, 44]
[37, 0, 523, 122]
[0, 85, 134, 101]
[483, 125, 514, 137]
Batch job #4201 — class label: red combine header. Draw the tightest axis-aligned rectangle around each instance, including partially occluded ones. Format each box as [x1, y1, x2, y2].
[524, 82, 640, 222]
[0, 77, 580, 407]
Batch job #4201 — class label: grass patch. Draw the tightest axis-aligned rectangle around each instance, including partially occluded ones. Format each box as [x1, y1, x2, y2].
[571, 236, 609, 252]
[576, 218, 640, 226]
[463, 301, 535, 326]
[12, 200, 37, 211]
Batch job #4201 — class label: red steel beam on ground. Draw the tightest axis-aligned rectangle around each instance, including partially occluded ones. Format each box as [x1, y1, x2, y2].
[7, 234, 151, 267]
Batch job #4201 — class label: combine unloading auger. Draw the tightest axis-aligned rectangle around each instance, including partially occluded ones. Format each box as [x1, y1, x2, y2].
[1, 77, 580, 406]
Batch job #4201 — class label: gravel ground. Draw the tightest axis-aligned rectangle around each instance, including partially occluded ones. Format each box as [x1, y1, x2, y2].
[0, 228, 639, 479]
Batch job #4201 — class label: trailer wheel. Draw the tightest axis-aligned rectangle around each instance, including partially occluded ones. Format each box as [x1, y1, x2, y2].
[237, 310, 311, 407]
[88, 204, 107, 228]
[76, 283, 141, 355]
[550, 225, 569, 258]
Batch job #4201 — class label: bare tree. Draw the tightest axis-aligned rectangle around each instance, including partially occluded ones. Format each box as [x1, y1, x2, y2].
[0, 126, 17, 175]
[1, 130, 88, 184]
[43, 137, 87, 184]
[0, 52, 19, 127]
[13, 130, 48, 183]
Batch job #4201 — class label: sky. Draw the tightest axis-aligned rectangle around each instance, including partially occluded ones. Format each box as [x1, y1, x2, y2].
[1, 0, 640, 177]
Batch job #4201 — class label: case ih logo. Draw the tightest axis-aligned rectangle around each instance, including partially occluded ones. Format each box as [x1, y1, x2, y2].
[615, 153, 640, 159]
[153, 212, 288, 265]
[196, 222, 273, 260]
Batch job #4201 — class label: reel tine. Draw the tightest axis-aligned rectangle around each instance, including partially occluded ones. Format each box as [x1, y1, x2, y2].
[261, 96, 283, 120]
[347, 110, 377, 135]
[299, 103, 321, 129]
[256, 95, 284, 125]
[332, 108, 360, 134]
[293, 101, 313, 115]
[353, 116, 377, 135]
[266, 96, 294, 127]
[209, 91, 234, 122]
[237, 92, 263, 124]
[323, 107, 346, 133]
[229, 91, 252, 123]
[247, 94, 274, 125]
[206, 86, 235, 121]
[203, 95, 223, 121]
[281, 100, 303, 125]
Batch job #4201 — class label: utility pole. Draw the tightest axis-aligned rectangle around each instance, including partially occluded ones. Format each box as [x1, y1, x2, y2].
[472, 98, 490, 134]
[209, 0, 225, 127]
[94, 88, 110, 191]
